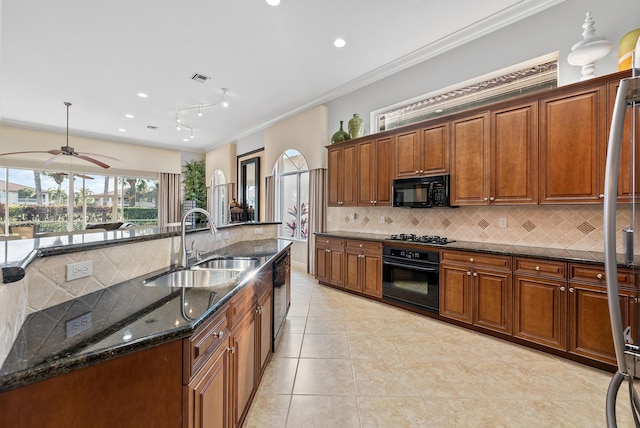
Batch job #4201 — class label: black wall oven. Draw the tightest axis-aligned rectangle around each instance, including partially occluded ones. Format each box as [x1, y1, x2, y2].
[382, 246, 439, 313]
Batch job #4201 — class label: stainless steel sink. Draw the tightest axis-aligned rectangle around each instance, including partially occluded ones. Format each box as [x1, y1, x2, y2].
[142, 268, 240, 288]
[191, 257, 258, 271]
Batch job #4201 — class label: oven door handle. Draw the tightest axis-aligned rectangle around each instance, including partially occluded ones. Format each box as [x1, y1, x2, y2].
[383, 260, 439, 272]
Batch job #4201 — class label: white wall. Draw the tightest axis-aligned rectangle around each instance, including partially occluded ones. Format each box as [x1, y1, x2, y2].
[205, 143, 236, 187]
[326, 0, 640, 136]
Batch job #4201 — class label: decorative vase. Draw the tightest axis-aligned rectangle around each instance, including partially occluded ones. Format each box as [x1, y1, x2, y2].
[348, 113, 364, 139]
[618, 28, 640, 70]
[331, 121, 350, 144]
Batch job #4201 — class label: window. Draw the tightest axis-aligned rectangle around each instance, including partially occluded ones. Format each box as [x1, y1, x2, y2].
[274, 150, 309, 241]
[211, 170, 228, 226]
[374, 55, 558, 132]
[0, 167, 158, 235]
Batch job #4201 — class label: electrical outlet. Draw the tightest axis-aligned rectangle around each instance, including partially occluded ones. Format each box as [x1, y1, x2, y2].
[380, 215, 386, 224]
[350, 213, 356, 222]
[327, 215, 332, 222]
[66, 312, 92, 338]
[499, 218, 507, 228]
[254, 228, 264, 235]
[66, 260, 92, 281]
[215, 234, 222, 241]
[224, 232, 230, 240]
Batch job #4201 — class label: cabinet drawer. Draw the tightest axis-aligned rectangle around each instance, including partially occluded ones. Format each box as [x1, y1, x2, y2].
[569, 264, 634, 287]
[441, 251, 511, 270]
[514, 258, 566, 279]
[228, 284, 255, 329]
[317, 237, 344, 248]
[185, 306, 228, 381]
[346, 240, 382, 254]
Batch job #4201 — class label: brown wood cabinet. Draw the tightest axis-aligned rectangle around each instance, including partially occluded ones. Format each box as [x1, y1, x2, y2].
[328, 144, 357, 207]
[489, 101, 538, 204]
[513, 258, 567, 350]
[315, 237, 345, 287]
[440, 250, 512, 335]
[357, 136, 394, 206]
[394, 121, 450, 178]
[450, 112, 490, 205]
[230, 305, 256, 428]
[539, 85, 607, 203]
[344, 240, 383, 298]
[256, 277, 273, 381]
[567, 263, 636, 365]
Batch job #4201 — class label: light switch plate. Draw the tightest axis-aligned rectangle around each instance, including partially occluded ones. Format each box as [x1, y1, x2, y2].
[66, 260, 92, 281]
[499, 218, 507, 228]
[254, 228, 264, 235]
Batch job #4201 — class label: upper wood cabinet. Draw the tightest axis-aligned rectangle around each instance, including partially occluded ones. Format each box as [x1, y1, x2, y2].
[394, 121, 449, 178]
[328, 144, 357, 207]
[357, 136, 394, 206]
[539, 85, 607, 204]
[490, 102, 539, 204]
[450, 112, 489, 205]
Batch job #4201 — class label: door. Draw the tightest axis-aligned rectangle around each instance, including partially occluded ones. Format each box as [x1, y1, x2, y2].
[472, 268, 512, 334]
[257, 288, 272, 380]
[375, 136, 394, 205]
[421, 122, 450, 175]
[357, 139, 375, 206]
[450, 112, 489, 205]
[394, 129, 422, 178]
[231, 310, 256, 428]
[362, 252, 383, 298]
[439, 263, 471, 322]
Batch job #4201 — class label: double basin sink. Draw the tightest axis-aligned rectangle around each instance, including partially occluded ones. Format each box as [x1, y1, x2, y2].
[142, 257, 258, 288]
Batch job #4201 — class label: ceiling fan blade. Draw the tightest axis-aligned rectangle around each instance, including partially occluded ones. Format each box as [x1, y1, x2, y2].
[75, 155, 110, 169]
[76, 152, 120, 161]
[0, 150, 51, 156]
[43, 153, 63, 168]
[48, 149, 63, 155]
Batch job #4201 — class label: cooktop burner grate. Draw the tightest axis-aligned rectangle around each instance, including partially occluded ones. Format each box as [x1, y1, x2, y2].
[389, 234, 454, 245]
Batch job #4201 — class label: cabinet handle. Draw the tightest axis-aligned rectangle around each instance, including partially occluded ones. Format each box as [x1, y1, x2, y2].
[327, 249, 332, 253]
[373, 200, 377, 204]
[359, 244, 363, 247]
[415, 170, 420, 174]
[473, 272, 478, 277]
[467, 271, 471, 276]
[599, 194, 605, 199]
[569, 288, 574, 293]
[256, 306, 262, 314]
[227, 346, 235, 354]
[419, 170, 424, 174]
[483, 197, 488, 201]
[560, 286, 566, 292]
[489, 196, 495, 201]
[596, 273, 603, 280]
[469, 257, 474, 262]
[535, 266, 540, 271]
[212, 331, 224, 339]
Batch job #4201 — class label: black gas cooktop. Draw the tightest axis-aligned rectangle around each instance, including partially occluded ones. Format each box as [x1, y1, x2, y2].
[388, 234, 454, 245]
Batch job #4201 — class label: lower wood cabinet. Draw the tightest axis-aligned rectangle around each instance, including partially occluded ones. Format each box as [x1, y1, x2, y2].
[344, 240, 382, 298]
[315, 238, 345, 287]
[440, 251, 512, 335]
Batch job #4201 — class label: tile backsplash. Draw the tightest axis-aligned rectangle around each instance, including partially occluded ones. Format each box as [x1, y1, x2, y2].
[327, 204, 629, 252]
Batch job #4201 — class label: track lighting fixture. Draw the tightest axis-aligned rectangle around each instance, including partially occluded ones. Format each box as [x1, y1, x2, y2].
[174, 88, 229, 141]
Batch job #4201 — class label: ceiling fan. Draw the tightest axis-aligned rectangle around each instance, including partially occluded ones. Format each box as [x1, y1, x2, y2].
[0, 102, 119, 169]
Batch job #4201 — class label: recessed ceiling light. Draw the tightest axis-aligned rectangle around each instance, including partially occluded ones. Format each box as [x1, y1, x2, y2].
[118, 128, 126, 132]
[266, 0, 280, 6]
[334, 38, 346, 48]
[183, 138, 189, 142]
[137, 92, 148, 98]
[125, 114, 134, 118]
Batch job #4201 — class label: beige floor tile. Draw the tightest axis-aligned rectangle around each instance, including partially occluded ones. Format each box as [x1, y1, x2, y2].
[293, 358, 355, 396]
[274, 333, 303, 358]
[257, 357, 299, 394]
[347, 334, 400, 360]
[243, 393, 290, 428]
[304, 316, 348, 334]
[280, 316, 307, 334]
[357, 396, 433, 427]
[352, 359, 420, 397]
[286, 395, 359, 428]
[300, 333, 350, 359]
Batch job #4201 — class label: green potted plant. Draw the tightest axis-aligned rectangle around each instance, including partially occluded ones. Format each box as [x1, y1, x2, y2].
[182, 159, 207, 225]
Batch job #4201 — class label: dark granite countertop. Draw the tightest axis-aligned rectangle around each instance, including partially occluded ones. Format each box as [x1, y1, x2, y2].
[0, 222, 281, 283]
[315, 231, 628, 266]
[0, 238, 291, 393]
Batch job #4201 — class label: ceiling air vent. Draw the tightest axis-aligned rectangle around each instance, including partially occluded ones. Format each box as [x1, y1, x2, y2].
[147, 125, 158, 130]
[191, 73, 211, 83]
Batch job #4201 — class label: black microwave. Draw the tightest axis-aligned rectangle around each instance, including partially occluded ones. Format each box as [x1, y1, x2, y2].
[392, 175, 451, 208]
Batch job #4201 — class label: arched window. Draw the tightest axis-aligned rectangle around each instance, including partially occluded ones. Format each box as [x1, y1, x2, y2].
[274, 150, 309, 240]
[211, 169, 227, 226]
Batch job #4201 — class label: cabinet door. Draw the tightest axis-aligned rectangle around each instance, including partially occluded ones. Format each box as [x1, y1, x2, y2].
[344, 249, 362, 292]
[361, 252, 382, 298]
[256, 288, 273, 381]
[472, 268, 512, 335]
[375, 136, 394, 206]
[328, 246, 344, 287]
[450, 112, 489, 205]
[231, 310, 256, 428]
[539, 86, 606, 203]
[513, 275, 566, 350]
[357, 140, 375, 206]
[185, 343, 229, 428]
[421, 122, 450, 175]
[568, 284, 630, 365]
[490, 102, 538, 204]
[327, 147, 342, 206]
[342, 145, 358, 206]
[315, 244, 329, 283]
[439, 263, 472, 323]
[394, 129, 422, 178]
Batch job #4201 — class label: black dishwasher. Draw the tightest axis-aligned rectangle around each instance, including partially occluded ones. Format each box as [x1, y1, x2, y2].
[272, 251, 290, 351]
